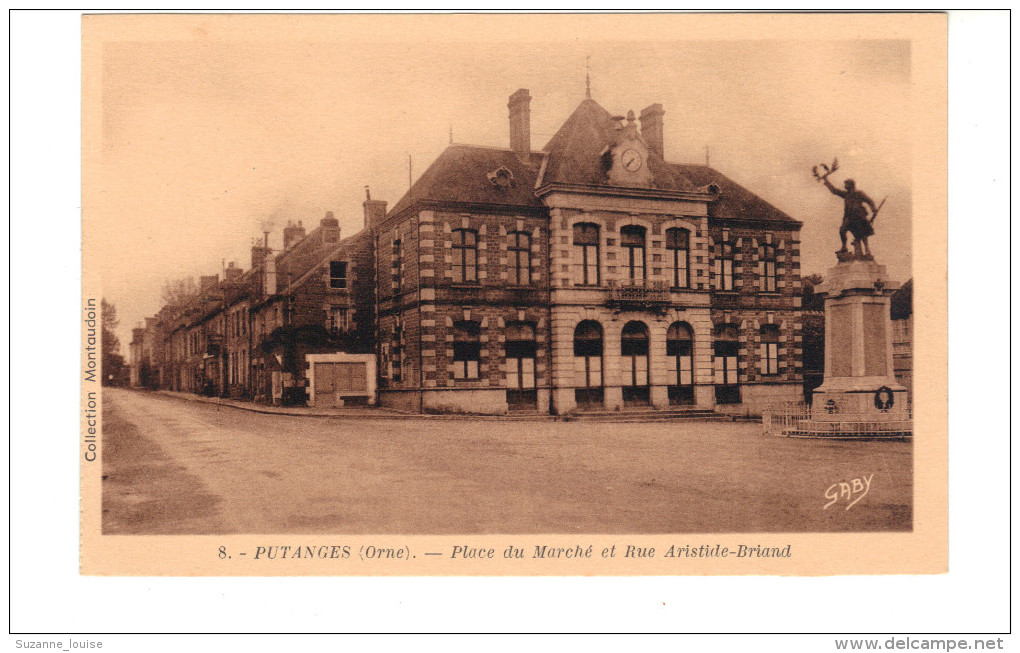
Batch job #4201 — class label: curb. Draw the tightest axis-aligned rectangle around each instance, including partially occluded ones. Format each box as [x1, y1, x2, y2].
[142, 390, 738, 424]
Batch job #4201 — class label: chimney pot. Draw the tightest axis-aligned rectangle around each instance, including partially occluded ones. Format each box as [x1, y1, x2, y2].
[508, 88, 532, 159]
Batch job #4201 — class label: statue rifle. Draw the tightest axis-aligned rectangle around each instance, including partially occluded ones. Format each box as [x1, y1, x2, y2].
[870, 197, 888, 224]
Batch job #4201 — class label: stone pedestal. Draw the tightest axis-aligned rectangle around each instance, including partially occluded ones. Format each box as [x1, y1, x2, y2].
[812, 255, 908, 420]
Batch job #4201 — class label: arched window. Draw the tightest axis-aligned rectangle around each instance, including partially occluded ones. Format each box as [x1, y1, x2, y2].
[505, 322, 537, 408]
[759, 324, 780, 376]
[573, 320, 604, 407]
[667, 322, 695, 405]
[452, 321, 481, 380]
[572, 223, 600, 286]
[508, 231, 531, 285]
[452, 229, 478, 283]
[620, 225, 646, 283]
[713, 323, 741, 404]
[666, 228, 690, 289]
[621, 321, 650, 405]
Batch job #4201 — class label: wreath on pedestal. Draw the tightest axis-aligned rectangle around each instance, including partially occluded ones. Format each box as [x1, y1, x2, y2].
[874, 386, 895, 411]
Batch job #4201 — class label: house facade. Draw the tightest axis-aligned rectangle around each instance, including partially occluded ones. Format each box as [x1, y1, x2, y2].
[138, 88, 805, 415]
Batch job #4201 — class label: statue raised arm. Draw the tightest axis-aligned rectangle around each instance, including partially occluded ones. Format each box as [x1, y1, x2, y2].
[814, 160, 880, 258]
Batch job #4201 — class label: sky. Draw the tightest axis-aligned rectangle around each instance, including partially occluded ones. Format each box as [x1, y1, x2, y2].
[94, 22, 913, 346]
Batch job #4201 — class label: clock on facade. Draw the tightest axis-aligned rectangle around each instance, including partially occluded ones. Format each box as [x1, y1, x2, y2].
[621, 148, 643, 172]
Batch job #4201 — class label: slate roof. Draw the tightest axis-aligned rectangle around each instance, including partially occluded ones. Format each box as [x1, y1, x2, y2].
[385, 97, 798, 226]
[670, 163, 798, 224]
[386, 144, 545, 217]
[890, 278, 913, 320]
[539, 99, 696, 192]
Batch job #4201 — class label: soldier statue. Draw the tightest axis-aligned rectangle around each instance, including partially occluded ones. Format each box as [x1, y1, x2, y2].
[813, 159, 882, 257]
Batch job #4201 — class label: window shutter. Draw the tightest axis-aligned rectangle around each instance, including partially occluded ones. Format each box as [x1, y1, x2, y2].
[590, 355, 602, 385]
[758, 344, 766, 375]
[522, 357, 536, 388]
[574, 356, 587, 386]
[505, 358, 518, 388]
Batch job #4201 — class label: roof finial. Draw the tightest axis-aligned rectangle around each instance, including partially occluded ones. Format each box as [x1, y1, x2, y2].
[585, 55, 591, 99]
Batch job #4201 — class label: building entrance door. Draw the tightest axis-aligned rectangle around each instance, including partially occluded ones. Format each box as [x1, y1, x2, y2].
[621, 321, 650, 406]
[505, 322, 538, 410]
[573, 320, 604, 409]
[667, 322, 695, 405]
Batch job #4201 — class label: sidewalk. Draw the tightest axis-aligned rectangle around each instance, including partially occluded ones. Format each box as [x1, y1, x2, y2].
[148, 389, 548, 421]
[151, 390, 412, 419]
[145, 389, 732, 423]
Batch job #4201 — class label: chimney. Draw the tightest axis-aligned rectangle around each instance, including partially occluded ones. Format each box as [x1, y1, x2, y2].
[639, 103, 665, 159]
[251, 242, 272, 270]
[224, 261, 242, 282]
[508, 88, 531, 159]
[199, 275, 219, 291]
[320, 211, 341, 243]
[263, 255, 277, 297]
[283, 220, 306, 250]
[362, 186, 388, 231]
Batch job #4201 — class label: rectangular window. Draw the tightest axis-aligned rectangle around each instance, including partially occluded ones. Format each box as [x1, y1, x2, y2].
[452, 321, 481, 379]
[509, 232, 531, 285]
[505, 323, 537, 389]
[762, 242, 778, 292]
[760, 326, 781, 375]
[763, 342, 779, 375]
[392, 326, 402, 383]
[392, 239, 403, 292]
[329, 261, 348, 289]
[666, 228, 690, 289]
[572, 223, 600, 286]
[621, 226, 646, 283]
[452, 229, 478, 283]
[328, 306, 349, 332]
[716, 241, 734, 291]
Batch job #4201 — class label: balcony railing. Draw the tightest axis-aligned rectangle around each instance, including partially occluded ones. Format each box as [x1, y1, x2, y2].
[605, 279, 671, 310]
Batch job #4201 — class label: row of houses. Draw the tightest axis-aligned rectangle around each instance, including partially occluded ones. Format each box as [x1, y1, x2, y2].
[130, 88, 814, 415]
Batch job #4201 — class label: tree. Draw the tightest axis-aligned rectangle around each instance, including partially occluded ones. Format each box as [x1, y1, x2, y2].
[802, 273, 824, 293]
[101, 298, 125, 386]
[161, 276, 200, 309]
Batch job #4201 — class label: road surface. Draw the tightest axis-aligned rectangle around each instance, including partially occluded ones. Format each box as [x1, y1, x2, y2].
[102, 388, 912, 534]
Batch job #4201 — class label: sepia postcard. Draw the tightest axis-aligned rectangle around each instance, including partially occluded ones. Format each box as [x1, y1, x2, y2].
[81, 12, 948, 576]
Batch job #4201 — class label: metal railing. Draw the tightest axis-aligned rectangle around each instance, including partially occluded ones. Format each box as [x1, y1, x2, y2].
[762, 403, 913, 439]
[606, 279, 671, 305]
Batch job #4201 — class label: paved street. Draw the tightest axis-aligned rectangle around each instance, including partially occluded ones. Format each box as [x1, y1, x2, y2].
[102, 388, 912, 534]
